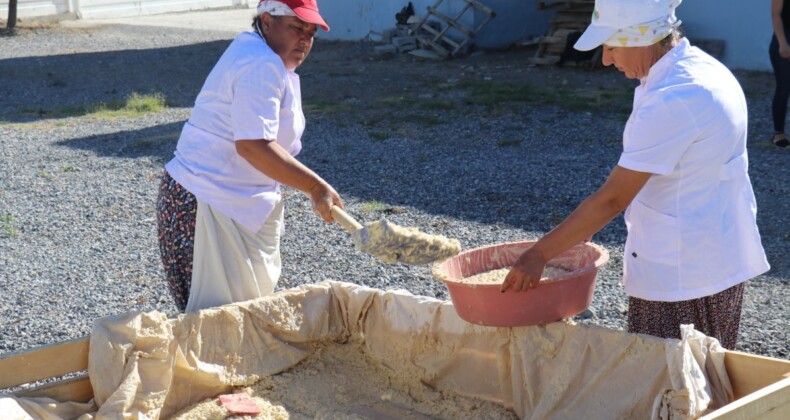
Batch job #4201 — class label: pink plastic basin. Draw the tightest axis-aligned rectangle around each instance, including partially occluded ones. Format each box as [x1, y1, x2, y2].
[432, 241, 609, 327]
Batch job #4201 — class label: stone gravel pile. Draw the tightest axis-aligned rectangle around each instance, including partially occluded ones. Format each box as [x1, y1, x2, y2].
[1, 21, 787, 367]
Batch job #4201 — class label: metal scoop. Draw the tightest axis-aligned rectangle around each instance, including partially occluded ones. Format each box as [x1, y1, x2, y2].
[330, 206, 461, 265]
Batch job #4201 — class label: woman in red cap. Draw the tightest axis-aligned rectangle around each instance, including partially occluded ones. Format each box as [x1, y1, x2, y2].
[156, 0, 339, 312]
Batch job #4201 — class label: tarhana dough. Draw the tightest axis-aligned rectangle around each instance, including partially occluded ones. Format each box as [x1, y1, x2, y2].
[461, 266, 570, 284]
[172, 339, 517, 419]
[352, 219, 461, 265]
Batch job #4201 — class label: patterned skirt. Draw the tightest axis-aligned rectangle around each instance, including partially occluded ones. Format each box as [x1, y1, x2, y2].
[627, 282, 746, 349]
[156, 170, 197, 312]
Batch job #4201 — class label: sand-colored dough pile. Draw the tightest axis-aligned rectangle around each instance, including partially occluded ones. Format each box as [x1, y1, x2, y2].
[460, 266, 570, 284]
[172, 340, 516, 419]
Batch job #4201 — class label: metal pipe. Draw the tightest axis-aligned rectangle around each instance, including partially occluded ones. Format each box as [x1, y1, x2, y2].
[8, 0, 18, 30]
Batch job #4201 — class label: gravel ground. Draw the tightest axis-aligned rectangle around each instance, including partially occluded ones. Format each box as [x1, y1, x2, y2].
[1, 20, 788, 373]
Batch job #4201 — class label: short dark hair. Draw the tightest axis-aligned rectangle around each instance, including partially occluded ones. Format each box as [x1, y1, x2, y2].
[251, 13, 280, 30]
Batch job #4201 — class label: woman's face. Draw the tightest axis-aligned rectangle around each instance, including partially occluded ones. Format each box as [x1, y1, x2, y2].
[602, 44, 663, 80]
[261, 14, 317, 70]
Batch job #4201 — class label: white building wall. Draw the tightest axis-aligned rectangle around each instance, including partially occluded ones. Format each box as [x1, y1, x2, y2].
[1, 0, 70, 18]
[1, 0, 248, 20]
[76, 0, 244, 19]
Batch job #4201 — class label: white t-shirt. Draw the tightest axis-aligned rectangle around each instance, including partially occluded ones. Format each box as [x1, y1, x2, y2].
[618, 38, 770, 302]
[166, 31, 304, 233]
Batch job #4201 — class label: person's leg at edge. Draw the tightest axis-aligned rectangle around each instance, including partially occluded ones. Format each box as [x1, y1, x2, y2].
[770, 35, 790, 147]
[626, 283, 746, 349]
[156, 170, 198, 312]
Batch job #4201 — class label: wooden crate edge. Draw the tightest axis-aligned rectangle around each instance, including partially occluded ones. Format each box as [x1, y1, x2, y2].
[701, 376, 790, 419]
[724, 350, 790, 399]
[0, 336, 90, 389]
[12, 374, 94, 404]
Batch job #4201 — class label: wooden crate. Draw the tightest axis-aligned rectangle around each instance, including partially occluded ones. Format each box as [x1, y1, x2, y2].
[529, 0, 597, 67]
[2, 336, 789, 418]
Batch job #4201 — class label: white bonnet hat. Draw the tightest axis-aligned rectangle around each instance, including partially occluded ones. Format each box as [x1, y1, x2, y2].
[574, 0, 682, 51]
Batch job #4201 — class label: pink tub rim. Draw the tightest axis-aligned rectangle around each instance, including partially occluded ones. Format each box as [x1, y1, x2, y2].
[432, 240, 610, 287]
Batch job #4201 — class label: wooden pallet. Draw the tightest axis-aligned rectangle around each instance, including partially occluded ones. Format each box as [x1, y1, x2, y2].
[2, 333, 790, 418]
[411, 0, 496, 58]
[529, 0, 597, 66]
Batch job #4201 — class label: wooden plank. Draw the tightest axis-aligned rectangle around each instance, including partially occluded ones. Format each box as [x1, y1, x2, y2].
[537, 35, 566, 45]
[465, 0, 496, 17]
[0, 336, 89, 389]
[702, 376, 790, 419]
[13, 374, 94, 404]
[427, 6, 475, 37]
[539, 0, 594, 11]
[724, 350, 790, 399]
[551, 14, 594, 24]
[415, 35, 450, 57]
[419, 22, 462, 49]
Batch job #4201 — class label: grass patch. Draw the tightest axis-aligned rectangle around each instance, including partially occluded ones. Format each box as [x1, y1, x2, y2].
[1, 214, 19, 237]
[20, 106, 86, 119]
[18, 92, 167, 121]
[496, 138, 522, 147]
[456, 81, 632, 114]
[86, 92, 167, 118]
[376, 96, 418, 107]
[371, 111, 444, 128]
[359, 201, 389, 213]
[303, 100, 352, 114]
[415, 100, 456, 111]
[409, 114, 444, 126]
[369, 131, 390, 140]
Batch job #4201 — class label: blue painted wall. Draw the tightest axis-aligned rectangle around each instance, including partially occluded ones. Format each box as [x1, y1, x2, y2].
[320, 0, 552, 49]
[319, 0, 771, 71]
[677, 0, 772, 71]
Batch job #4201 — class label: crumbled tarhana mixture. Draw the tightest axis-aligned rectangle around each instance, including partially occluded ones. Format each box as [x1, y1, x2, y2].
[460, 266, 570, 284]
[353, 219, 461, 265]
[171, 340, 517, 419]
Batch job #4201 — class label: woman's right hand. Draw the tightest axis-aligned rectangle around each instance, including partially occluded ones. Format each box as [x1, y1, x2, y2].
[501, 247, 549, 293]
[308, 181, 342, 223]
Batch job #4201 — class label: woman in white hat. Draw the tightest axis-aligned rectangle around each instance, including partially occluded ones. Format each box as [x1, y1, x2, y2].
[501, 0, 770, 349]
[156, 0, 341, 312]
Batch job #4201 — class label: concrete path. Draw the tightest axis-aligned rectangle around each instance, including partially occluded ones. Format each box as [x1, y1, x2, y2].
[60, 6, 256, 35]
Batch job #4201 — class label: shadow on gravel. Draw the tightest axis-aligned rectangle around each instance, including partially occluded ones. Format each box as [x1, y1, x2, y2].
[0, 40, 230, 122]
[54, 121, 182, 162]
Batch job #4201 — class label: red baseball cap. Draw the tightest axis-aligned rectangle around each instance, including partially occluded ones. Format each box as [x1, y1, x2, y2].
[257, 0, 330, 32]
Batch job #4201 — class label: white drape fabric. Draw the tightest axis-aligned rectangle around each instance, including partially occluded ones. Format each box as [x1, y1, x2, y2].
[5, 282, 733, 419]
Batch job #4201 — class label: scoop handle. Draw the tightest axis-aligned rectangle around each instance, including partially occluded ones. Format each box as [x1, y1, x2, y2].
[331, 206, 363, 233]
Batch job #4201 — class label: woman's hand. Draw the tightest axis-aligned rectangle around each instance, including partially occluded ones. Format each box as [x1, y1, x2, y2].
[781, 43, 790, 60]
[500, 248, 549, 292]
[308, 181, 341, 223]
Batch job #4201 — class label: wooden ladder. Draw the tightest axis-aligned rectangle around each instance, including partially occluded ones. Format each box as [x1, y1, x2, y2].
[412, 0, 496, 58]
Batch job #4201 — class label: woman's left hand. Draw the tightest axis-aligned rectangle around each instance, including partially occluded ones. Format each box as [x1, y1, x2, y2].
[309, 182, 342, 222]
